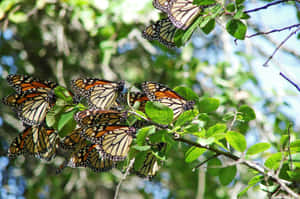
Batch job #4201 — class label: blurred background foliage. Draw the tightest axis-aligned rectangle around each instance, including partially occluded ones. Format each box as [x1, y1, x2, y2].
[0, 0, 300, 198]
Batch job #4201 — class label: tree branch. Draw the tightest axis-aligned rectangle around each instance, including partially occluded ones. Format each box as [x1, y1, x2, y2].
[244, 0, 295, 14]
[114, 158, 135, 199]
[247, 24, 300, 38]
[175, 137, 299, 198]
[263, 27, 300, 66]
[279, 72, 300, 92]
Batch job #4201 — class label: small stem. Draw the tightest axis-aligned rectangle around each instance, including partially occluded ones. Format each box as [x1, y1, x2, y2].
[279, 72, 300, 93]
[287, 124, 294, 171]
[114, 158, 135, 199]
[263, 27, 300, 66]
[247, 24, 300, 38]
[175, 136, 299, 198]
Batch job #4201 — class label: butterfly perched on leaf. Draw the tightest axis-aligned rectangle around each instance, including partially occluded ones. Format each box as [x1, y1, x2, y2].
[134, 142, 166, 179]
[3, 74, 57, 126]
[8, 126, 58, 161]
[142, 81, 195, 120]
[74, 109, 127, 127]
[142, 18, 179, 48]
[57, 144, 114, 173]
[71, 78, 125, 109]
[81, 125, 136, 161]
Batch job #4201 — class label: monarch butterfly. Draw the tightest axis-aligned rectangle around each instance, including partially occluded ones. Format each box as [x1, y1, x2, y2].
[56, 142, 89, 173]
[59, 128, 86, 150]
[86, 144, 115, 172]
[8, 126, 58, 161]
[142, 81, 195, 119]
[3, 75, 57, 125]
[126, 92, 149, 112]
[168, 0, 215, 30]
[142, 18, 179, 48]
[81, 125, 136, 161]
[6, 74, 57, 94]
[75, 109, 127, 127]
[153, 0, 172, 13]
[134, 143, 166, 179]
[71, 78, 125, 109]
[57, 144, 114, 173]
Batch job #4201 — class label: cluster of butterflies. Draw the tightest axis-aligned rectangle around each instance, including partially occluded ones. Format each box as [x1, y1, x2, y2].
[3, 74, 194, 179]
[142, 0, 215, 48]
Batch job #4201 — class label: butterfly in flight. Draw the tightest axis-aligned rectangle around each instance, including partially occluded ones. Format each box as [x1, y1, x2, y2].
[71, 78, 125, 109]
[8, 125, 58, 161]
[74, 109, 127, 127]
[81, 125, 136, 161]
[142, 18, 179, 48]
[142, 81, 195, 120]
[3, 74, 57, 125]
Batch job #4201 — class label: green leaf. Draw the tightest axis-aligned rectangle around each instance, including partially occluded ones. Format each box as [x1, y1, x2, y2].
[246, 143, 271, 155]
[9, 12, 27, 23]
[219, 165, 237, 185]
[236, 0, 245, 6]
[136, 126, 156, 146]
[175, 110, 198, 127]
[248, 175, 264, 185]
[206, 123, 227, 137]
[226, 19, 247, 40]
[133, 152, 148, 171]
[290, 140, 300, 152]
[185, 146, 206, 163]
[132, 145, 151, 151]
[173, 86, 199, 101]
[226, 131, 247, 152]
[207, 158, 221, 176]
[237, 185, 251, 197]
[198, 97, 220, 113]
[193, 0, 216, 6]
[238, 105, 256, 122]
[201, 19, 215, 34]
[54, 86, 73, 103]
[264, 152, 283, 170]
[145, 101, 173, 124]
[181, 16, 204, 43]
[226, 3, 236, 12]
[58, 109, 77, 131]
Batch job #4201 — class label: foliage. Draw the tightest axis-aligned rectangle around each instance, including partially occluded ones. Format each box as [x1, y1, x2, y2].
[0, 0, 300, 199]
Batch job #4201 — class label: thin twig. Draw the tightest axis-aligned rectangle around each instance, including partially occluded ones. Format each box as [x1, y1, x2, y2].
[279, 72, 300, 92]
[263, 26, 300, 66]
[114, 158, 135, 199]
[247, 24, 300, 38]
[287, 124, 294, 170]
[193, 154, 220, 171]
[244, 0, 294, 14]
[176, 136, 299, 198]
